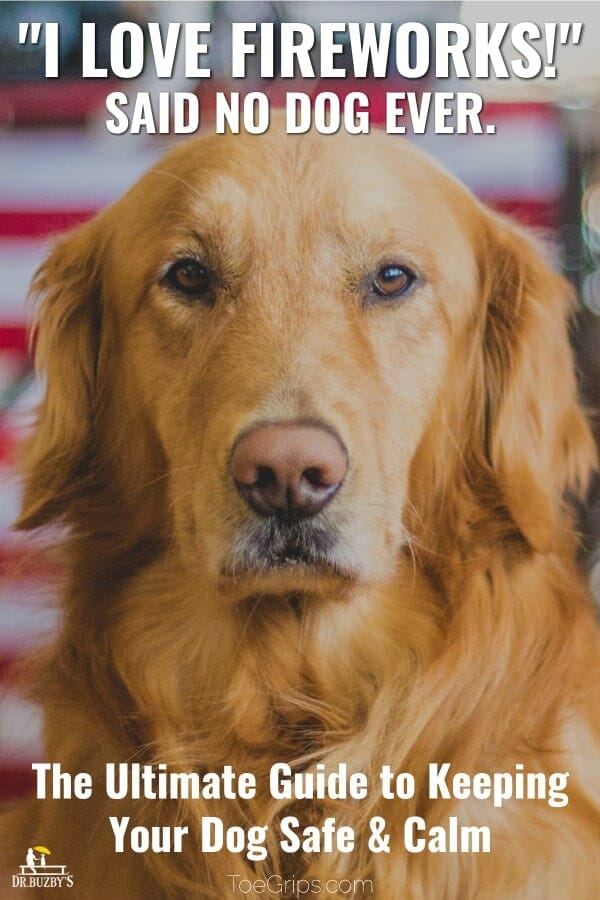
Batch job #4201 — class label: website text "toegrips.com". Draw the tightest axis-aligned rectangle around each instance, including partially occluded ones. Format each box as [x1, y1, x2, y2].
[227, 874, 375, 896]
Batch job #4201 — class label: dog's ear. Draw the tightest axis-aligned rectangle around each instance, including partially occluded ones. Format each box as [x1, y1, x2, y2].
[16, 218, 107, 530]
[475, 219, 597, 552]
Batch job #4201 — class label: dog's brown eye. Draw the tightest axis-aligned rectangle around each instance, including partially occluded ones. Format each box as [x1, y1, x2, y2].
[372, 264, 414, 299]
[164, 259, 211, 298]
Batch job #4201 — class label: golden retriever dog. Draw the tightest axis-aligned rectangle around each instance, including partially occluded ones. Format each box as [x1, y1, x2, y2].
[1, 125, 600, 899]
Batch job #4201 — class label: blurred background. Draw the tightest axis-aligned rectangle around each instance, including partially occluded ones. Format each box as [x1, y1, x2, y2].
[1, 0, 599, 802]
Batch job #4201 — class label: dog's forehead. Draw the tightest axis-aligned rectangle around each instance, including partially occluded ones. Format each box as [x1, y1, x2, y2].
[148, 130, 473, 248]
[109, 130, 480, 307]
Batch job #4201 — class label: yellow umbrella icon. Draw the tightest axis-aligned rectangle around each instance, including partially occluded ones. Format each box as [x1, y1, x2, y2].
[33, 846, 51, 855]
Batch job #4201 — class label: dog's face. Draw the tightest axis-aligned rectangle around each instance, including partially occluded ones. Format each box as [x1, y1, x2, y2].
[19, 128, 595, 610]
[121, 130, 478, 600]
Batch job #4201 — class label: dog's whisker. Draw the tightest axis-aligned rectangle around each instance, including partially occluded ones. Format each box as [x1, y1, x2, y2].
[151, 168, 206, 201]
[120, 465, 202, 500]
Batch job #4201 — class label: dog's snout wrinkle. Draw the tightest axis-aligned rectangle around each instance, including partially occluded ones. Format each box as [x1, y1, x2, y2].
[230, 422, 347, 521]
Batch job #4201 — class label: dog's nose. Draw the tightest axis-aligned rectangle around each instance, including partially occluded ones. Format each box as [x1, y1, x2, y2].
[230, 422, 347, 519]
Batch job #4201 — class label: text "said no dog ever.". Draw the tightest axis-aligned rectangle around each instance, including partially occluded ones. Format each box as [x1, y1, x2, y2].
[105, 90, 493, 136]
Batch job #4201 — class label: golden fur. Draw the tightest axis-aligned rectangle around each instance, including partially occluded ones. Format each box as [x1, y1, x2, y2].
[1, 127, 600, 898]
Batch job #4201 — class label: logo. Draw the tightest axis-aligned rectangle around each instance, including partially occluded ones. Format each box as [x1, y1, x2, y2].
[11, 846, 74, 889]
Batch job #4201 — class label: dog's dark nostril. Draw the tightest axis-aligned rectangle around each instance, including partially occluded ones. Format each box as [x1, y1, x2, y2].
[256, 466, 277, 489]
[230, 422, 347, 520]
[303, 467, 324, 487]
